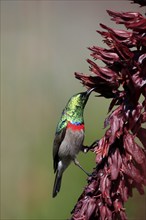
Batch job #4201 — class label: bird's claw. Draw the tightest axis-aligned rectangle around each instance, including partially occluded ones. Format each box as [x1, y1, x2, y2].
[82, 140, 99, 153]
[90, 139, 99, 149]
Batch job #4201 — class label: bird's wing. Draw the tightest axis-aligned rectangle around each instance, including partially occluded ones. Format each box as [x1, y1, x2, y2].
[53, 118, 67, 173]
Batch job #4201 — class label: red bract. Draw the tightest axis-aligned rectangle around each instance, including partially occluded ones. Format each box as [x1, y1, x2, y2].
[71, 1, 146, 220]
[89, 46, 120, 65]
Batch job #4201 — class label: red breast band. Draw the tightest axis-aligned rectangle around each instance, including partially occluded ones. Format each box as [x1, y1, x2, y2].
[67, 122, 84, 131]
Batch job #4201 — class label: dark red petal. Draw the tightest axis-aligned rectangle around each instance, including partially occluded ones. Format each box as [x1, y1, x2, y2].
[124, 132, 146, 164]
[109, 149, 122, 180]
[132, 71, 146, 88]
[119, 178, 128, 202]
[87, 59, 118, 81]
[126, 18, 146, 31]
[107, 10, 143, 24]
[108, 106, 124, 144]
[86, 198, 96, 220]
[138, 53, 146, 64]
[85, 180, 99, 195]
[113, 199, 123, 212]
[137, 127, 146, 149]
[99, 204, 106, 220]
[122, 157, 143, 184]
[89, 46, 119, 64]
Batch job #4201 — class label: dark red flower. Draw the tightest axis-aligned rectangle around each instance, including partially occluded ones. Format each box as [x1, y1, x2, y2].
[71, 1, 146, 220]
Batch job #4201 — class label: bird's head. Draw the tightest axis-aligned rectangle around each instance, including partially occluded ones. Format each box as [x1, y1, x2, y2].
[65, 87, 95, 115]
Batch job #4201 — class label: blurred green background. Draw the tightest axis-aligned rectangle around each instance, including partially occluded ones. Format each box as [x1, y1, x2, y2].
[1, 1, 145, 219]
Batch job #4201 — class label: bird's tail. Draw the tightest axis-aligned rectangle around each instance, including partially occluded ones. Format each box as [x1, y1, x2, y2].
[52, 170, 63, 198]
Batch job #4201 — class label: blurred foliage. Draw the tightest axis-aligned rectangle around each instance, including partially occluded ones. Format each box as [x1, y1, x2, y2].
[1, 1, 145, 219]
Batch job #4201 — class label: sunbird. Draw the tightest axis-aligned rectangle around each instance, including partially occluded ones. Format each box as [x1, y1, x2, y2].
[52, 88, 95, 198]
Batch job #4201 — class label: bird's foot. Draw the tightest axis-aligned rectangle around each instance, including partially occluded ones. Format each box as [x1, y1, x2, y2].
[82, 139, 99, 153]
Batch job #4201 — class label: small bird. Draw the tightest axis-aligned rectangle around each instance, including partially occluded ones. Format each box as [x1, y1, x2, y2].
[52, 88, 95, 198]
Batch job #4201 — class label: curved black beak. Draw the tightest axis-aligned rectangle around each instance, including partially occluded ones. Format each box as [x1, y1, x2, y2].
[86, 87, 96, 96]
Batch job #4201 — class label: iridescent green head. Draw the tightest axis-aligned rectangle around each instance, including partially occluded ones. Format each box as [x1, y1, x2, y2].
[66, 87, 94, 112]
[64, 87, 95, 122]
[56, 88, 95, 133]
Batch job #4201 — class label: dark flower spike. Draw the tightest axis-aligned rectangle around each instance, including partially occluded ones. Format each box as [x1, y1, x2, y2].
[71, 1, 146, 220]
